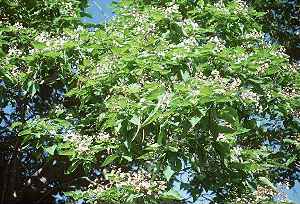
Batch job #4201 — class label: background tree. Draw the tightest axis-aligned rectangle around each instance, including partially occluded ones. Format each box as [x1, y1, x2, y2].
[0, 0, 87, 203]
[250, 0, 299, 60]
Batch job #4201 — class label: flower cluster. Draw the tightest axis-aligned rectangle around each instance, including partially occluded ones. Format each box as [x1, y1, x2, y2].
[282, 87, 298, 98]
[64, 132, 112, 154]
[256, 62, 269, 74]
[165, 4, 180, 15]
[32, 31, 80, 54]
[240, 90, 259, 102]
[7, 45, 23, 57]
[208, 36, 226, 52]
[13, 22, 24, 30]
[100, 168, 167, 195]
[255, 185, 277, 200]
[59, 1, 77, 16]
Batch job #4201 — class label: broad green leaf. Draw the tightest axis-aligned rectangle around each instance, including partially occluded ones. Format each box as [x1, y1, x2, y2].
[258, 177, 277, 191]
[163, 165, 175, 182]
[189, 116, 201, 128]
[58, 149, 76, 157]
[45, 145, 57, 156]
[122, 155, 133, 162]
[129, 115, 141, 126]
[101, 155, 118, 167]
[161, 189, 182, 201]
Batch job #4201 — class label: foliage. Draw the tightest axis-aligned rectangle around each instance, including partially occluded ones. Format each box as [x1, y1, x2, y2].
[250, 0, 300, 54]
[0, 0, 299, 204]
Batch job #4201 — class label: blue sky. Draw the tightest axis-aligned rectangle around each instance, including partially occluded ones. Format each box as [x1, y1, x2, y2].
[287, 181, 300, 203]
[81, 0, 116, 24]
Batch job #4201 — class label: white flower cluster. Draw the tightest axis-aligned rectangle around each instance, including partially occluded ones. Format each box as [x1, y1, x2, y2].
[282, 87, 298, 98]
[205, 70, 241, 91]
[7, 45, 23, 57]
[231, 146, 242, 162]
[256, 62, 269, 74]
[184, 19, 199, 30]
[165, 4, 180, 15]
[208, 36, 226, 52]
[13, 22, 24, 30]
[217, 133, 226, 141]
[34, 32, 51, 43]
[233, 0, 249, 13]
[160, 91, 172, 109]
[226, 77, 241, 90]
[11, 66, 20, 77]
[64, 132, 111, 154]
[292, 109, 300, 118]
[272, 46, 289, 58]
[240, 90, 259, 102]
[32, 31, 80, 54]
[64, 132, 93, 153]
[255, 185, 277, 200]
[245, 30, 263, 40]
[177, 18, 199, 35]
[100, 168, 167, 195]
[232, 184, 277, 203]
[235, 53, 253, 64]
[178, 37, 198, 47]
[60, 1, 76, 16]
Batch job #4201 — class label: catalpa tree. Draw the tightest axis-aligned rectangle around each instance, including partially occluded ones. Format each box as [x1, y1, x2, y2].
[0, 0, 299, 203]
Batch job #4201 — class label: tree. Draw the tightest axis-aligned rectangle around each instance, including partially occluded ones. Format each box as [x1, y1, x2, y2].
[250, 0, 300, 60]
[0, 0, 87, 203]
[0, 0, 299, 203]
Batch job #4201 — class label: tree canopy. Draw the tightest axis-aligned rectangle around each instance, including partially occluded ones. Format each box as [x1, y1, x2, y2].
[0, 0, 299, 203]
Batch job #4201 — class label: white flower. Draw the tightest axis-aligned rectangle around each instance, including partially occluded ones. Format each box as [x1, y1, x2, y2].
[14, 22, 24, 30]
[165, 4, 180, 15]
[8, 45, 22, 56]
[240, 90, 259, 101]
[97, 132, 111, 140]
[178, 37, 198, 47]
[208, 36, 225, 52]
[35, 32, 50, 43]
[217, 133, 226, 141]
[76, 25, 84, 32]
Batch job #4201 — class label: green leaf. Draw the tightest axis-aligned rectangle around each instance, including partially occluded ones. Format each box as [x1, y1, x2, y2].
[122, 155, 133, 162]
[66, 160, 80, 174]
[129, 116, 142, 141]
[26, 81, 39, 97]
[163, 165, 175, 182]
[64, 41, 77, 49]
[166, 146, 178, 152]
[11, 122, 23, 129]
[141, 94, 166, 127]
[45, 145, 57, 156]
[32, 41, 47, 49]
[129, 115, 141, 126]
[0, 47, 5, 57]
[161, 189, 182, 201]
[180, 70, 190, 82]
[286, 155, 297, 167]
[58, 149, 76, 157]
[144, 143, 161, 151]
[189, 116, 201, 128]
[0, 69, 14, 84]
[101, 155, 118, 167]
[258, 177, 277, 191]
